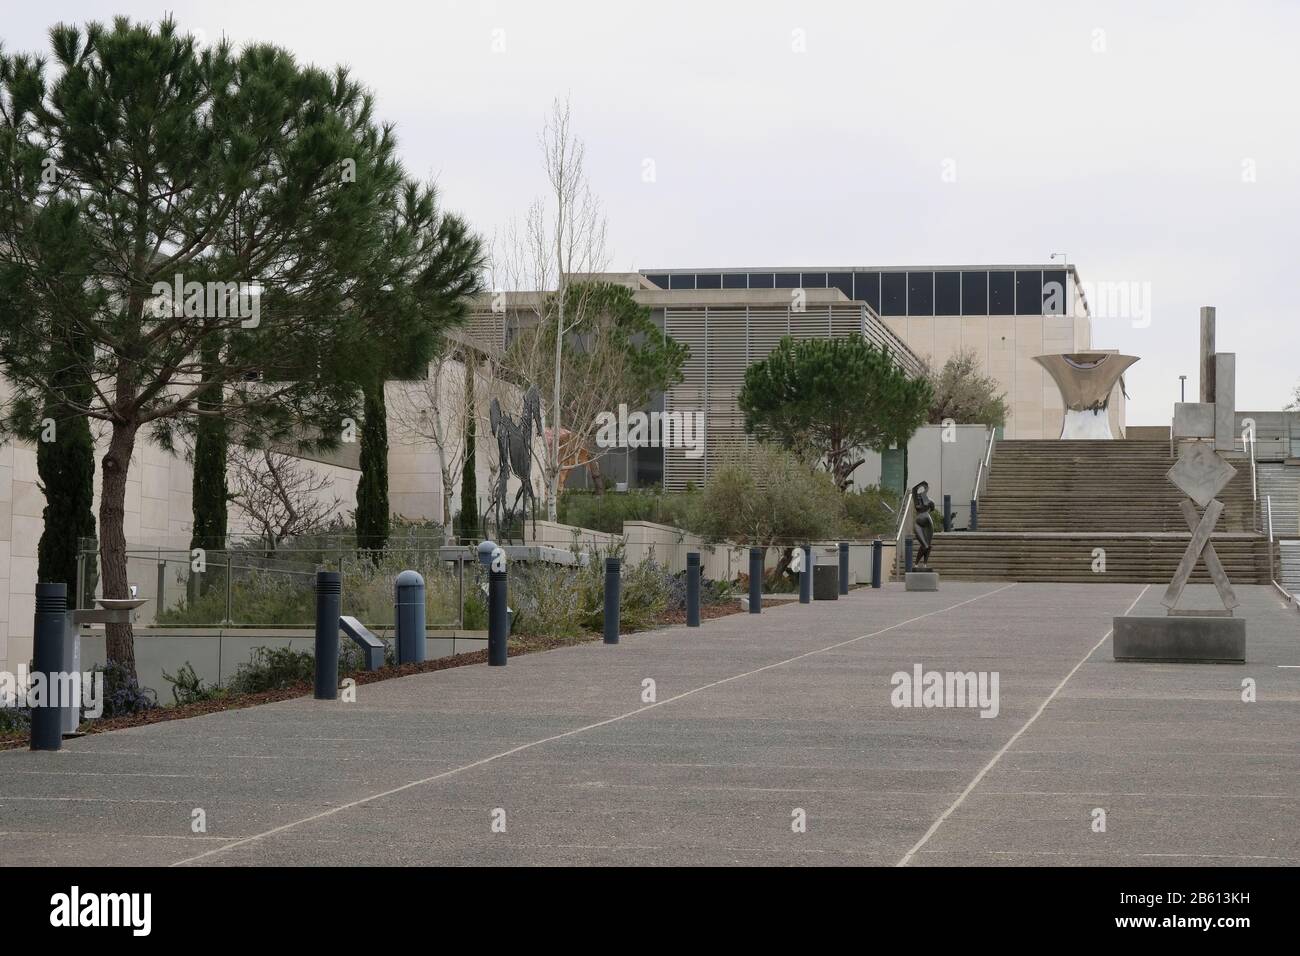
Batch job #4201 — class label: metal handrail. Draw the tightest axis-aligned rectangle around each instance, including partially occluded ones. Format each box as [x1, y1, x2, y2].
[894, 490, 913, 544]
[1266, 494, 1276, 583]
[972, 425, 996, 504]
[893, 491, 913, 578]
[1249, 430, 1259, 533]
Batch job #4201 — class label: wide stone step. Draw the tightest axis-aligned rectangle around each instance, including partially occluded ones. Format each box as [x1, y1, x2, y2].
[924, 532, 1274, 584]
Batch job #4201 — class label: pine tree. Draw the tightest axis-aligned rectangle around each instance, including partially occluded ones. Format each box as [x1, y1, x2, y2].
[738, 335, 933, 491]
[0, 19, 411, 679]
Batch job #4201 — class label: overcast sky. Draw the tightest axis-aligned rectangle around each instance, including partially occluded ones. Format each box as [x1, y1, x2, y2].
[6, 1, 1298, 424]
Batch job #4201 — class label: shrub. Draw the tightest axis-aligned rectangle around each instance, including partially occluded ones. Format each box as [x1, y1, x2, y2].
[97, 660, 158, 718]
[226, 646, 315, 695]
[0, 703, 30, 734]
[509, 562, 584, 641]
[689, 444, 845, 546]
[576, 548, 671, 632]
[842, 484, 897, 538]
[161, 661, 226, 706]
[557, 488, 697, 535]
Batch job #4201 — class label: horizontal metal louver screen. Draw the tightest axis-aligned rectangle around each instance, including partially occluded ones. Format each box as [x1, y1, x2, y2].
[663, 309, 707, 492]
[706, 309, 749, 484]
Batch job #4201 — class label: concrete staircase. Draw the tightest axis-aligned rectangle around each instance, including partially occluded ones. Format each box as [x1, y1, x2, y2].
[1281, 541, 1300, 598]
[1258, 463, 1299, 538]
[977, 440, 1256, 532]
[929, 440, 1275, 584]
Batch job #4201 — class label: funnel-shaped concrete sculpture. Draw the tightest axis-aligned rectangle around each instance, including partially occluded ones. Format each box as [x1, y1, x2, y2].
[1034, 351, 1139, 439]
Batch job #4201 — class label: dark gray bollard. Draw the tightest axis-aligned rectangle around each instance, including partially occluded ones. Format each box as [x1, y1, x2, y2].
[871, 539, 883, 588]
[603, 557, 621, 644]
[838, 542, 849, 595]
[799, 545, 812, 604]
[905, 537, 914, 572]
[970, 498, 978, 531]
[488, 567, 509, 666]
[686, 552, 701, 627]
[943, 494, 952, 532]
[31, 583, 68, 752]
[314, 571, 341, 700]
[394, 569, 426, 664]
[748, 547, 762, 613]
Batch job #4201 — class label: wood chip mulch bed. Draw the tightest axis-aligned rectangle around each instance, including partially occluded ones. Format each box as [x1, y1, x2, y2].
[0, 600, 747, 751]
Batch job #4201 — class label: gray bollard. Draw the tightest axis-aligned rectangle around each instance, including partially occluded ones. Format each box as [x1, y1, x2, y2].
[838, 542, 849, 595]
[394, 569, 426, 664]
[799, 545, 812, 604]
[943, 494, 952, 532]
[970, 498, 978, 531]
[314, 571, 341, 700]
[31, 583, 68, 752]
[488, 567, 509, 665]
[748, 547, 763, 613]
[603, 557, 621, 644]
[686, 552, 701, 627]
[872, 539, 883, 588]
[905, 537, 914, 572]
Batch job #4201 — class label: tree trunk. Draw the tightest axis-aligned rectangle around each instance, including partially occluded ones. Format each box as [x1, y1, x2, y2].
[99, 421, 139, 680]
[441, 466, 455, 539]
[549, 293, 563, 522]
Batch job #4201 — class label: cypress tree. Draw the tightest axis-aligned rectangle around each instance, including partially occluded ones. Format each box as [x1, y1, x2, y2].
[356, 380, 390, 558]
[189, 331, 227, 594]
[36, 335, 97, 604]
[459, 354, 478, 540]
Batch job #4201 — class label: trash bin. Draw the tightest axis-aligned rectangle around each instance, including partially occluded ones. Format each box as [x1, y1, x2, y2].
[813, 564, 839, 600]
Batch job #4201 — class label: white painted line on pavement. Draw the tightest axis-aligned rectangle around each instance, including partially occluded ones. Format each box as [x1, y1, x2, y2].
[172, 582, 1017, 866]
[896, 584, 1151, 867]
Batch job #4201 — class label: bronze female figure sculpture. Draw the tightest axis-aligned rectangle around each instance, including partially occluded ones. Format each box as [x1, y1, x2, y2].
[912, 480, 936, 568]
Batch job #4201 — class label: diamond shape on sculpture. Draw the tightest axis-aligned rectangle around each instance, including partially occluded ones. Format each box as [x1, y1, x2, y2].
[1167, 442, 1236, 507]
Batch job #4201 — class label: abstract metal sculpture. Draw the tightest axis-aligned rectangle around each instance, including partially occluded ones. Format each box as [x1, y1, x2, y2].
[1163, 442, 1239, 614]
[1033, 352, 1139, 439]
[912, 481, 936, 568]
[489, 385, 543, 539]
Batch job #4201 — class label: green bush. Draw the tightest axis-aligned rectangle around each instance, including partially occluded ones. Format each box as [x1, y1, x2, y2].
[0, 705, 30, 734]
[557, 488, 697, 535]
[226, 646, 316, 695]
[841, 484, 897, 538]
[575, 547, 671, 632]
[689, 444, 845, 546]
[161, 661, 227, 706]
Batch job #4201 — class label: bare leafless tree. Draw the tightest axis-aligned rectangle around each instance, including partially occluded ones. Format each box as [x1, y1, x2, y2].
[228, 446, 341, 552]
[495, 96, 609, 519]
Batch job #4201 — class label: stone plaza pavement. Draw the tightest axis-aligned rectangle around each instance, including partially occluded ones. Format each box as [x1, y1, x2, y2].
[2, 581, 1297, 866]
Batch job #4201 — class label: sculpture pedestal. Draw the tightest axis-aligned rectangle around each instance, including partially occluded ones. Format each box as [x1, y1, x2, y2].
[905, 572, 940, 592]
[1113, 615, 1245, 663]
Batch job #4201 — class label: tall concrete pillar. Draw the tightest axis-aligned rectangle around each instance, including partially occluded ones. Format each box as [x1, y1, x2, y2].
[1215, 353, 1236, 452]
[1199, 306, 1216, 403]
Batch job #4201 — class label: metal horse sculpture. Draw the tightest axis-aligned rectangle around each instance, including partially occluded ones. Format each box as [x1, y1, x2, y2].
[489, 385, 543, 540]
[911, 481, 936, 569]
